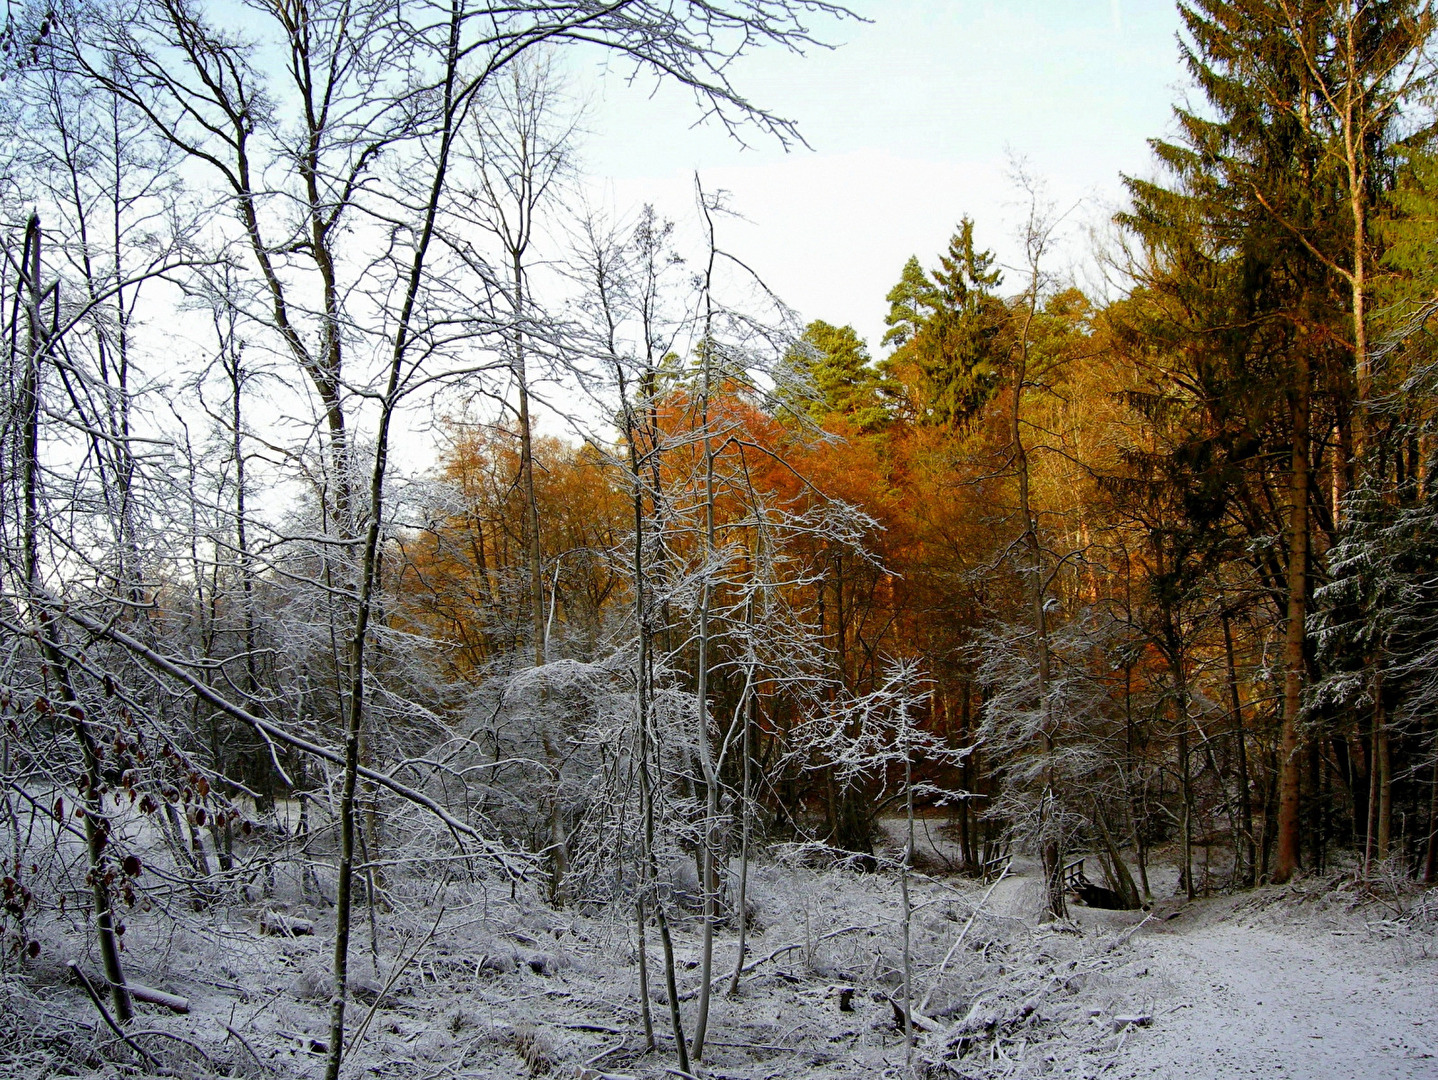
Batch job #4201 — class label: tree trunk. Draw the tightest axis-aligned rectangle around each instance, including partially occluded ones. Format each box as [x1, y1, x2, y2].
[729, 678, 754, 995]
[21, 216, 133, 1023]
[1376, 720, 1392, 863]
[1423, 755, 1437, 884]
[690, 395, 718, 1061]
[901, 751, 914, 1063]
[1222, 611, 1256, 886]
[1177, 713, 1195, 900]
[636, 898, 655, 1049]
[1273, 352, 1310, 884]
[691, 184, 722, 1060]
[1013, 328, 1061, 918]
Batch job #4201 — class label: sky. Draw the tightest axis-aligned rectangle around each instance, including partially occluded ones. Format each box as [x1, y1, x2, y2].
[565, 0, 1191, 354]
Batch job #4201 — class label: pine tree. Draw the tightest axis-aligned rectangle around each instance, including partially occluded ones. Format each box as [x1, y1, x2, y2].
[880, 218, 1007, 430]
[1119, 0, 1375, 883]
[789, 320, 888, 426]
[882, 255, 937, 350]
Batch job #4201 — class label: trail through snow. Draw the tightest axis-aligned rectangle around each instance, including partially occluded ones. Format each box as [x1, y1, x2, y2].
[1111, 901, 1438, 1080]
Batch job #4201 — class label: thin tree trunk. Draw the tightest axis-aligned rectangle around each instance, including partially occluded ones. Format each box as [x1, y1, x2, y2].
[512, 262, 567, 905]
[20, 216, 133, 1023]
[1376, 719, 1392, 863]
[691, 182, 722, 1060]
[1222, 611, 1256, 886]
[1093, 804, 1141, 909]
[1178, 718, 1195, 900]
[729, 678, 754, 995]
[515, 272, 546, 669]
[1014, 340, 1061, 918]
[959, 684, 976, 874]
[656, 902, 688, 1074]
[636, 898, 655, 1050]
[691, 430, 719, 1061]
[901, 749, 915, 1063]
[630, 403, 656, 1053]
[1364, 703, 1381, 878]
[639, 666, 688, 1074]
[1273, 352, 1310, 884]
[1423, 755, 1437, 884]
[187, 814, 212, 877]
[321, 50, 459, 1058]
[618, 330, 674, 1061]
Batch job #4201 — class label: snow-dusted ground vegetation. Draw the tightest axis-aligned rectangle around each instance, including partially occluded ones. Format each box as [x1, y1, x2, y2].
[3, 811, 1434, 1079]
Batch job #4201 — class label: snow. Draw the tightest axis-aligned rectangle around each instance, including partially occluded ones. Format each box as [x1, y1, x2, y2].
[1111, 891, 1438, 1080]
[2, 822, 1435, 1079]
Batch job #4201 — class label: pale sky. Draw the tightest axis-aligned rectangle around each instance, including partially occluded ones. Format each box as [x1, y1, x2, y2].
[567, 0, 1188, 353]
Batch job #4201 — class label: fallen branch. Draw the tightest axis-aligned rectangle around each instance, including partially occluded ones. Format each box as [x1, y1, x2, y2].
[677, 942, 798, 1001]
[72, 966, 190, 1014]
[1105, 909, 1158, 951]
[70, 964, 163, 1073]
[651, 1031, 814, 1053]
[1112, 1014, 1153, 1031]
[346, 905, 446, 1054]
[889, 994, 939, 1033]
[127, 983, 190, 1014]
[920, 859, 1010, 1013]
[258, 912, 315, 937]
[111, 1029, 214, 1068]
[276, 1028, 328, 1053]
[679, 924, 876, 1001]
[223, 1023, 277, 1075]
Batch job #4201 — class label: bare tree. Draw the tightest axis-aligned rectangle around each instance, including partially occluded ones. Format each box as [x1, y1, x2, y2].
[457, 50, 583, 899]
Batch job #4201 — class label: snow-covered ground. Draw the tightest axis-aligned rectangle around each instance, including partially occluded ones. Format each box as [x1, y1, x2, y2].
[2, 820, 1434, 1079]
[1111, 887, 1438, 1080]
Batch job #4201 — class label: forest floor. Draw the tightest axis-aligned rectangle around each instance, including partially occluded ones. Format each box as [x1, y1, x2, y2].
[2, 820, 1435, 1079]
[1107, 880, 1438, 1080]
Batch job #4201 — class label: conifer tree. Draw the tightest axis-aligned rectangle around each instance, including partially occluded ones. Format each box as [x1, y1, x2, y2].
[881, 218, 1007, 430]
[789, 320, 887, 426]
[1120, 0, 1374, 882]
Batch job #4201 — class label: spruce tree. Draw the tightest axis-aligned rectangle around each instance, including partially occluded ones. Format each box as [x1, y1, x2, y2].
[1120, 0, 1355, 882]
[880, 218, 1007, 430]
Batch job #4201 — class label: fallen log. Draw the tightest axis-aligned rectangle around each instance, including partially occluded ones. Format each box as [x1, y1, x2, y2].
[259, 912, 315, 937]
[69, 965, 163, 1072]
[888, 994, 939, 1033]
[1112, 1014, 1153, 1031]
[71, 965, 189, 1014]
[129, 982, 190, 1014]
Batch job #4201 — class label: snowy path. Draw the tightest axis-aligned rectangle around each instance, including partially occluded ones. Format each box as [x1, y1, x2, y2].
[1112, 912, 1438, 1080]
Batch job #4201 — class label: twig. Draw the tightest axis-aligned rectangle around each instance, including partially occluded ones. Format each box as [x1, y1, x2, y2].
[1107, 908, 1158, 950]
[112, 1028, 214, 1067]
[648, 1030, 813, 1053]
[224, 1023, 277, 1074]
[679, 924, 875, 1001]
[346, 904, 447, 1054]
[582, 1037, 628, 1065]
[69, 963, 163, 1073]
[920, 859, 1011, 1013]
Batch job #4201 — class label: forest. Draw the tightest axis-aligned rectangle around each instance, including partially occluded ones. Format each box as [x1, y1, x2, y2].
[1, 2, 1436, 1079]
